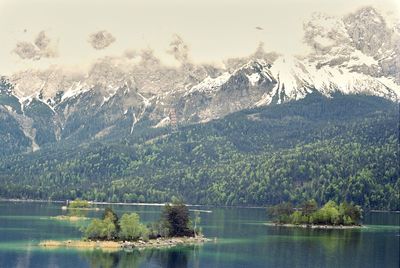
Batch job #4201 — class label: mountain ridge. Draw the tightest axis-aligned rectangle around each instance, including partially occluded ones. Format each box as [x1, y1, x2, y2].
[0, 94, 397, 209]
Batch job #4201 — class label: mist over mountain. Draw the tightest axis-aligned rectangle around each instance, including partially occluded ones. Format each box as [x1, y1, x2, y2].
[0, 7, 398, 154]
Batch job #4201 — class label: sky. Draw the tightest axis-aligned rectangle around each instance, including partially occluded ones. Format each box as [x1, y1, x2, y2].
[0, 0, 399, 74]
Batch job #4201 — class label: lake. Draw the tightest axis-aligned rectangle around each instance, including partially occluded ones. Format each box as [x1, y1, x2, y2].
[0, 201, 398, 268]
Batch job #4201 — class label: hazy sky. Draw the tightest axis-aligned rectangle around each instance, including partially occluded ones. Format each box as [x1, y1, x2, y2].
[0, 0, 399, 74]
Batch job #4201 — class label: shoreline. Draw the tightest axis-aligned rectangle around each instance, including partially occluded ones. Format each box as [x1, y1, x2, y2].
[1, 199, 399, 213]
[39, 236, 212, 252]
[264, 222, 364, 229]
[61, 206, 100, 211]
[50, 215, 89, 222]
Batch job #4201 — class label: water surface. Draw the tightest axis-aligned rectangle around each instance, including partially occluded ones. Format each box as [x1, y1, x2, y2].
[0, 201, 398, 267]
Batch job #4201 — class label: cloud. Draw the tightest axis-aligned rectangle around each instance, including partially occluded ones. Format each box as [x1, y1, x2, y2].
[34, 31, 51, 50]
[88, 30, 116, 50]
[13, 31, 58, 60]
[123, 49, 137, 59]
[139, 48, 160, 66]
[167, 34, 189, 63]
[13, 42, 39, 60]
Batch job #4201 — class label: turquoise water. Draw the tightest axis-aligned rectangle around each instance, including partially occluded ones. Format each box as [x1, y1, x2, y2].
[0, 201, 398, 267]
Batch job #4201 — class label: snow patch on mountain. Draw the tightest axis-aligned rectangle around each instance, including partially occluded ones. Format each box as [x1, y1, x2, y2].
[186, 72, 231, 96]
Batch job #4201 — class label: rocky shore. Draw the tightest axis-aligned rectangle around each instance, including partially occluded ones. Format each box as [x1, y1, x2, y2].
[39, 236, 212, 251]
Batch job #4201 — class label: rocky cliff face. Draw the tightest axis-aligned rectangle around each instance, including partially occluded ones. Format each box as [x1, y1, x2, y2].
[0, 7, 399, 154]
[304, 7, 400, 83]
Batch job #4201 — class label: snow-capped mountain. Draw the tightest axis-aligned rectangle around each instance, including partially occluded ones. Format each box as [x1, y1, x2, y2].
[0, 6, 399, 154]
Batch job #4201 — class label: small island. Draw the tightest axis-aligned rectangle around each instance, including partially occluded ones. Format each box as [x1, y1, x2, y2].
[266, 200, 363, 229]
[41, 199, 211, 251]
[61, 199, 100, 211]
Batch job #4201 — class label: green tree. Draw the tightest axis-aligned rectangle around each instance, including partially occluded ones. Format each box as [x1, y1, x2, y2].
[301, 199, 318, 222]
[103, 217, 117, 240]
[162, 200, 194, 237]
[103, 207, 119, 231]
[312, 201, 340, 225]
[290, 211, 303, 225]
[84, 219, 105, 240]
[119, 213, 148, 241]
[268, 202, 293, 223]
[83, 208, 118, 240]
[339, 202, 362, 225]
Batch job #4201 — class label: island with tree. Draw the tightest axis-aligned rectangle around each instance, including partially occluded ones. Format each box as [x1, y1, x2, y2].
[267, 200, 363, 229]
[61, 198, 100, 211]
[40, 199, 210, 250]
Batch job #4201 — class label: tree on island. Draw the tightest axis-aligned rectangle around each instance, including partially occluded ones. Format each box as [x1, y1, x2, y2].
[103, 207, 119, 232]
[68, 198, 91, 208]
[160, 198, 195, 237]
[84, 218, 116, 240]
[268, 200, 362, 226]
[83, 200, 199, 242]
[83, 208, 148, 241]
[119, 213, 149, 241]
[267, 202, 293, 224]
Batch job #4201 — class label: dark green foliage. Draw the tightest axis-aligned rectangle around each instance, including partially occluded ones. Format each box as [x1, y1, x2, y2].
[161, 200, 194, 237]
[0, 95, 398, 210]
[301, 199, 318, 222]
[267, 202, 294, 223]
[103, 207, 119, 232]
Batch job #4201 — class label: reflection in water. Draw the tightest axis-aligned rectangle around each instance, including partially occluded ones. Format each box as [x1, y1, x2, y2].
[15, 242, 32, 268]
[80, 245, 200, 268]
[0, 202, 398, 268]
[67, 209, 89, 218]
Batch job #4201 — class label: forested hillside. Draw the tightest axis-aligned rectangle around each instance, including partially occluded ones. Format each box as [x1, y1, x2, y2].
[0, 94, 398, 210]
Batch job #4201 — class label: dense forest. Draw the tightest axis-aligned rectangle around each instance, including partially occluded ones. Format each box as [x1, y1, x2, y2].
[0, 94, 398, 210]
